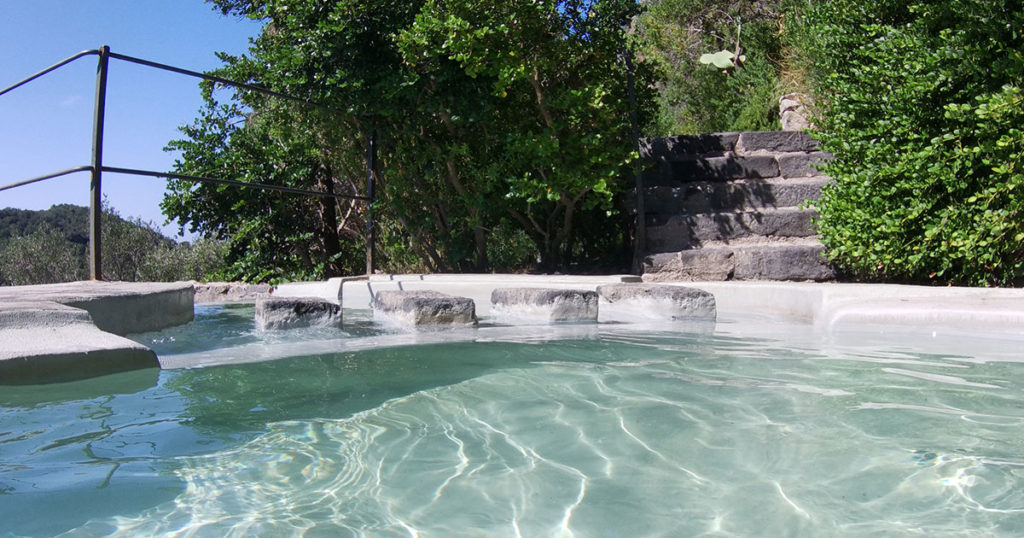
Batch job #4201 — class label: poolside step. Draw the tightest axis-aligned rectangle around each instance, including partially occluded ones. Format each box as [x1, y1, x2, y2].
[638, 131, 834, 282]
[638, 177, 826, 215]
[642, 240, 834, 282]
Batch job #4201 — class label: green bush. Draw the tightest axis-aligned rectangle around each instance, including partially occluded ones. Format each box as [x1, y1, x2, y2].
[803, 0, 1024, 286]
[0, 226, 87, 285]
[638, 0, 798, 135]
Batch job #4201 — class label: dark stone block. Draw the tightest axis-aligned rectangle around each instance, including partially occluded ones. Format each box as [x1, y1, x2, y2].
[641, 178, 827, 214]
[640, 132, 739, 161]
[736, 131, 820, 153]
[778, 151, 832, 178]
[671, 156, 780, 181]
[642, 249, 736, 281]
[732, 244, 835, 281]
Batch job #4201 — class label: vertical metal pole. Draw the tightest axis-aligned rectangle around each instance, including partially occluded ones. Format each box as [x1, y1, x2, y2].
[90, 45, 110, 280]
[365, 131, 377, 276]
[624, 47, 646, 275]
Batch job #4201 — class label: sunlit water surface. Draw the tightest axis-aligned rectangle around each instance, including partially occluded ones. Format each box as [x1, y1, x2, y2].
[2, 304, 1024, 537]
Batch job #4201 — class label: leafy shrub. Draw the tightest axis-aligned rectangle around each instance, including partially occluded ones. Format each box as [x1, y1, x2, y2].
[485, 221, 537, 273]
[638, 0, 798, 135]
[0, 226, 87, 285]
[139, 236, 229, 282]
[802, 0, 1024, 285]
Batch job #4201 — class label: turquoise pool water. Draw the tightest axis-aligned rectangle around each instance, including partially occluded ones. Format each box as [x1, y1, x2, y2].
[2, 305, 1024, 536]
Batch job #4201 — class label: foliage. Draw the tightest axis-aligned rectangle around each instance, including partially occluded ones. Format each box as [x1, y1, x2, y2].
[0, 204, 227, 285]
[164, 95, 366, 283]
[165, 0, 653, 280]
[637, 0, 801, 135]
[0, 226, 87, 285]
[0, 204, 91, 245]
[802, 0, 1024, 286]
[138, 236, 230, 282]
[101, 204, 170, 281]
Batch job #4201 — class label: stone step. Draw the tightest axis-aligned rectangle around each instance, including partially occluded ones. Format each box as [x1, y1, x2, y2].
[642, 151, 831, 185]
[636, 177, 827, 215]
[646, 207, 819, 253]
[640, 131, 820, 161]
[642, 241, 834, 282]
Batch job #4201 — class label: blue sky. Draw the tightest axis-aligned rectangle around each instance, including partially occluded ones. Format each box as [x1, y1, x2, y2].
[0, 1, 263, 238]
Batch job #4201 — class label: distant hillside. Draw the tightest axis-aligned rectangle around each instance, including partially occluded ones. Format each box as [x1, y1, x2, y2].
[0, 204, 170, 247]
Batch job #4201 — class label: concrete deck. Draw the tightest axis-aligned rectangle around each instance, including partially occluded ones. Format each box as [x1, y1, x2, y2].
[0, 281, 194, 384]
[278, 274, 1024, 338]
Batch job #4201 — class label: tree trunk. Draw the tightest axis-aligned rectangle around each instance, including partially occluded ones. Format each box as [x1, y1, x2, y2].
[315, 162, 343, 277]
[474, 224, 489, 272]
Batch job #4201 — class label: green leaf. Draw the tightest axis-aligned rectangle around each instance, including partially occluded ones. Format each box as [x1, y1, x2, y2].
[698, 50, 737, 69]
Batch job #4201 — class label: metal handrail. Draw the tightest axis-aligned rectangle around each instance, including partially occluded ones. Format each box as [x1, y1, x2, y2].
[0, 46, 377, 280]
[103, 166, 371, 201]
[0, 49, 98, 98]
[0, 166, 94, 193]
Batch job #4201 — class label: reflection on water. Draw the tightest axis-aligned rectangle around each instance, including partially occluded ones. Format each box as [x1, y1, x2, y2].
[1, 305, 1024, 536]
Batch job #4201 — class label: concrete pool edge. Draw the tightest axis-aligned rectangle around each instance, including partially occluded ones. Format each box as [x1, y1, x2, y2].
[0, 281, 194, 384]
[2, 276, 1022, 383]
[276, 275, 1024, 338]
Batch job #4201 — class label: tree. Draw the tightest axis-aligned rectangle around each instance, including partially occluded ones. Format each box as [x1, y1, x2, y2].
[164, 0, 653, 279]
[801, 0, 1024, 286]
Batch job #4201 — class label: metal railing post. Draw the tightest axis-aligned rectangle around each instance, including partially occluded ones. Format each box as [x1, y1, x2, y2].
[365, 131, 377, 276]
[90, 45, 110, 281]
[624, 46, 646, 275]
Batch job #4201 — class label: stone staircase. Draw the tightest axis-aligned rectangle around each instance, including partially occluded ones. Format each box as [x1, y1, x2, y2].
[637, 131, 835, 282]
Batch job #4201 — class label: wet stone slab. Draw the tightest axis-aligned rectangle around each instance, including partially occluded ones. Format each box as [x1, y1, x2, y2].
[490, 288, 598, 324]
[597, 283, 717, 323]
[372, 290, 477, 327]
[255, 296, 342, 330]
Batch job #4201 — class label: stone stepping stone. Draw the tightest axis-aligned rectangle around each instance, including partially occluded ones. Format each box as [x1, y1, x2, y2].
[490, 288, 598, 324]
[597, 284, 716, 322]
[255, 296, 342, 330]
[372, 290, 477, 327]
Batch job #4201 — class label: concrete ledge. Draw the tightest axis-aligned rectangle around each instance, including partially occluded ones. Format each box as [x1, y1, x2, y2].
[194, 282, 270, 303]
[0, 281, 194, 335]
[0, 324, 158, 384]
[274, 275, 1024, 339]
[0, 281, 194, 384]
[682, 281, 1024, 337]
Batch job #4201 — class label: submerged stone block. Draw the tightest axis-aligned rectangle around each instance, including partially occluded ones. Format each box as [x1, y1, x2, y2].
[372, 290, 477, 327]
[597, 283, 717, 322]
[256, 296, 341, 330]
[490, 288, 599, 324]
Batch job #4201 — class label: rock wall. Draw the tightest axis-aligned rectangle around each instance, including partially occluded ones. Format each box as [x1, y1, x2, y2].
[638, 131, 835, 282]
